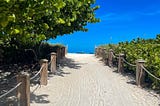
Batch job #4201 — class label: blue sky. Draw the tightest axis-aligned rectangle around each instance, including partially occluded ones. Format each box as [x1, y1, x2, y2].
[48, 0, 160, 53]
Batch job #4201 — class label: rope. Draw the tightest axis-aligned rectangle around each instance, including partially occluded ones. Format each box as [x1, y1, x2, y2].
[48, 57, 54, 71]
[141, 65, 160, 81]
[30, 83, 41, 93]
[30, 65, 44, 81]
[111, 52, 119, 59]
[122, 58, 136, 67]
[31, 56, 53, 81]
[0, 82, 22, 99]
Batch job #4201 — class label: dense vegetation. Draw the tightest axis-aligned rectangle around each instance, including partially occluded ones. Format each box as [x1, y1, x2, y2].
[100, 34, 160, 89]
[0, 0, 99, 64]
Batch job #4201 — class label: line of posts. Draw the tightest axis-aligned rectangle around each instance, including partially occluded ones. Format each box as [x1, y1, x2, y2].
[95, 47, 146, 87]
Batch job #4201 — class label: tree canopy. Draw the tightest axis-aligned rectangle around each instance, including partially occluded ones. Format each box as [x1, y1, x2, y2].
[0, 0, 100, 48]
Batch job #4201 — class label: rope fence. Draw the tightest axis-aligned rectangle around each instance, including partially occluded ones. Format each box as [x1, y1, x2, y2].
[0, 82, 22, 99]
[0, 46, 67, 105]
[95, 48, 160, 87]
[111, 52, 118, 59]
[141, 65, 160, 81]
[30, 65, 44, 81]
[122, 58, 136, 67]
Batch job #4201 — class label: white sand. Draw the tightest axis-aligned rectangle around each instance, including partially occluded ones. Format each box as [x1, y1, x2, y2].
[30, 53, 160, 106]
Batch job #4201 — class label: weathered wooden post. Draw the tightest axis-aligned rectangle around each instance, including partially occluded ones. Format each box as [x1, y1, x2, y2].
[97, 47, 100, 57]
[108, 49, 113, 67]
[104, 50, 108, 65]
[62, 47, 65, 58]
[40, 59, 48, 85]
[17, 72, 30, 106]
[98, 47, 101, 57]
[118, 54, 124, 73]
[65, 45, 68, 55]
[96, 47, 99, 57]
[102, 48, 106, 62]
[56, 48, 60, 64]
[100, 47, 103, 57]
[136, 59, 146, 87]
[50, 52, 56, 74]
[60, 47, 63, 59]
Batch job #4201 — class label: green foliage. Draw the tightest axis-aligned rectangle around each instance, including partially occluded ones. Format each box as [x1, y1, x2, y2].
[100, 34, 160, 89]
[100, 44, 118, 52]
[0, 42, 65, 65]
[39, 42, 65, 59]
[0, 48, 3, 64]
[0, 0, 99, 64]
[0, 0, 100, 48]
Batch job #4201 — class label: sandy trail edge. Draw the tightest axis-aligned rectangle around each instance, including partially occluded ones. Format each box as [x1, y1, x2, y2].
[30, 53, 160, 106]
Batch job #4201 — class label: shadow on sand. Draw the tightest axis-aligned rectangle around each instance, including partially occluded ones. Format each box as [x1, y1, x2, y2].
[53, 57, 86, 77]
[30, 92, 50, 104]
[29, 77, 50, 104]
[112, 68, 137, 86]
[59, 57, 83, 69]
[30, 56, 87, 104]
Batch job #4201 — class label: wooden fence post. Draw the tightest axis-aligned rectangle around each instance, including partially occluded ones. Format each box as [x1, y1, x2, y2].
[62, 47, 65, 58]
[102, 48, 106, 62]
[65, 45, 68, 55]
[98, 47, 101, 57]
[136, 59, 146, 87]
[56, 48, 60, 64]
[96, 48, 99, 57]
[17, 72, 30, 106]
[97, 47, 100, 57]
[118, 54, 124, 73]
[40, 59, 48, 85]
[51, 52, 57, 74]
[108, 49, 113, 67]
[60, 47, 63, 59]
[104, 51, 108, 65]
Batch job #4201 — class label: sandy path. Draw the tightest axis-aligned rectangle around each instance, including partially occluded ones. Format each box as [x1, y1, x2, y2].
[30, 53, 160, 106]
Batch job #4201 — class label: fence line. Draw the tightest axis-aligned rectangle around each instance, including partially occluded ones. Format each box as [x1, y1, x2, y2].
[141, 65, 160, 81]
[0, 82, 22, 99]
[48, 55, 54, 67]
[0, 46, 67, 105]
[48, 53, 53, 65]
[111, 52, 118, 59]
[95, 47, 160, 87]
[30, 65, 44, 81]
[122, 58, 136, 67]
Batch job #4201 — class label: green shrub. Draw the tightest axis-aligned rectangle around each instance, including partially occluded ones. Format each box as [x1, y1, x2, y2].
[39, 42, 65, 60]
[99, 34, 160, 89]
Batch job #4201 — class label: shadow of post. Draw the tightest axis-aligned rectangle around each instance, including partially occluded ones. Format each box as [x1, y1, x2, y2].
[49, 57, 86, 77]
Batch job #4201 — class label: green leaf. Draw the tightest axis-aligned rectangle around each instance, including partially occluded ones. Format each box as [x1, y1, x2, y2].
[1, 20, 8, 27]
[58, 18, 65, 24]
[43, 23, 49, 30]
[5, 0, 10, 3]
[14, 29, 20, 34]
